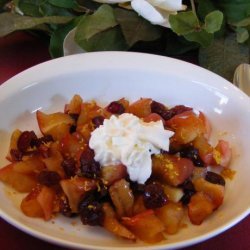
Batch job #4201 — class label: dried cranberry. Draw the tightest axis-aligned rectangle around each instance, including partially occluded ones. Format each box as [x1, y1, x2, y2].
[92, 116, 104, 128]
[97, 183, 109, 201]
[10, 149, 23, 161]
[179, 180, 196, 205]
[69, 125, 77, 134]
[80, 160, 101, 179]
[31, 134, 53, 147]
[130, 182, 145, 194]
[205, 171, 225, 186]
[151, 101, 192, 121]
[107, 101, 125, 114]
[62, 158, 77, 177]
[38, 144, 50, 158]
[80, 147, 95, 165]
[179, 180, 195, 192]
[80, 201, 104, 226]
[143, 183, 168, 209]
[17, 131, 37, 152]
[80, 147, 100, 178]
[179, 146, 204, 167]
[37, 170, 61, 186]
[180, 191, 195, 205]
[150, 101, 168, 119]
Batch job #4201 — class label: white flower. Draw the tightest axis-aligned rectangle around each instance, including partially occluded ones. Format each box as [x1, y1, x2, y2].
[93, 0, 186, 27]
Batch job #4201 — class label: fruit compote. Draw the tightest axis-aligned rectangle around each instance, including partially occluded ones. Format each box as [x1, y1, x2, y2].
[0, 95, 235, 243]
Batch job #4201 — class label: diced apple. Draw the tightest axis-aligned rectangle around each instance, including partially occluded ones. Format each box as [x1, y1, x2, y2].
[212, 140, 232, 168]
[64, 94, 83, 114]
[36, 110, 74, 137]
[21, 184, 55, 220]
[77, 101, 105, 127]
[199, 112, 212, 139]
[6, 129, 22, 161]
[155, 202, 184, 234]
[193, 135, 214, 165]
[109, 179, 134, 217]
[188, 192, 214, 225]
[102, 202, 136, 240]
[60, 176, 97, 212]
[128, 98, 152, 118]
[193, 178, 225, 208]
[143, 113, 164, 123]
[101, 164, 127, 186]
[42, 144, 65, 178]
[0, 164, 37, 192]
[60, 133, 85, 162]
[122, 209, 165, 243]
[165, 111, 206, 144]
[13, 157, 45, 175]
[152, 154, 194, 186]
[163, 184, 184, 202]
[132, 195, 147, 215]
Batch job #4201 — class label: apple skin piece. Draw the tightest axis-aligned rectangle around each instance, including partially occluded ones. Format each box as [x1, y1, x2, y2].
[152, 154, 194, 186]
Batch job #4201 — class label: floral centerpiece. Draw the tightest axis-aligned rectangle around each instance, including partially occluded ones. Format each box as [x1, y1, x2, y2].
[0, 0, 250, 81]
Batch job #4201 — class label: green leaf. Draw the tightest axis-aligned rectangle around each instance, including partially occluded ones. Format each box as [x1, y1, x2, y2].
[236, 27, 249, 43]
[17, 0, 44, 16]
[75, 4, 117, 41]
[199, 32, 250, 81]
[76, 26, 128, 52]
[0, 13, 73, 37]
[197, 0, 216, 20]
[39, 2, 74, 16]
[204, 10, 223, 33]
[233, 17, 250, 27]
[211, 0, 250, 23]
[114, 8, 162, 47]
[184, 29, 213, 47]
[169, 11, 200, 35]
[165, 30, 199, 56]
[48, 0, 78, 9]
[49, 18, 80, 58]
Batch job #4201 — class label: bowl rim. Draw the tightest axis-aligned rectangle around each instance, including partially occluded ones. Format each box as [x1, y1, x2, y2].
[0, 51, 250, 250]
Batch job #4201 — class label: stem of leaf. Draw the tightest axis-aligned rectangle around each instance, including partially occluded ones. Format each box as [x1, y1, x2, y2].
[190, 0, 197, 17]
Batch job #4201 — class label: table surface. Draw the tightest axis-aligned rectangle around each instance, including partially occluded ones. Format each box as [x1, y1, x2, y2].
[0, 31, 249, 250]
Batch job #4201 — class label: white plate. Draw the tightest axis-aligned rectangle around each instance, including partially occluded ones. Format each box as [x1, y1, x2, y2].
[0, 52, 250, 250]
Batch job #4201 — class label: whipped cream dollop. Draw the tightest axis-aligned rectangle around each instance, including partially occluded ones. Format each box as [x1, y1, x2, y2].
[89, 113, 174, 184]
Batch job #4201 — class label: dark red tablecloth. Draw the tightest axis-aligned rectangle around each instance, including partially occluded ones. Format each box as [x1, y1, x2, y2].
[0, 32, 249, 250]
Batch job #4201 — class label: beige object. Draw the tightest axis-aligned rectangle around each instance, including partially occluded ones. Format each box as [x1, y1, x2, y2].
[233, 63, 250, 96]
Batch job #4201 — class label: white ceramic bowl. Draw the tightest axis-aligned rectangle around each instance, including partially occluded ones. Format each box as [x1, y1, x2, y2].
[0, 52, 250, 250]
